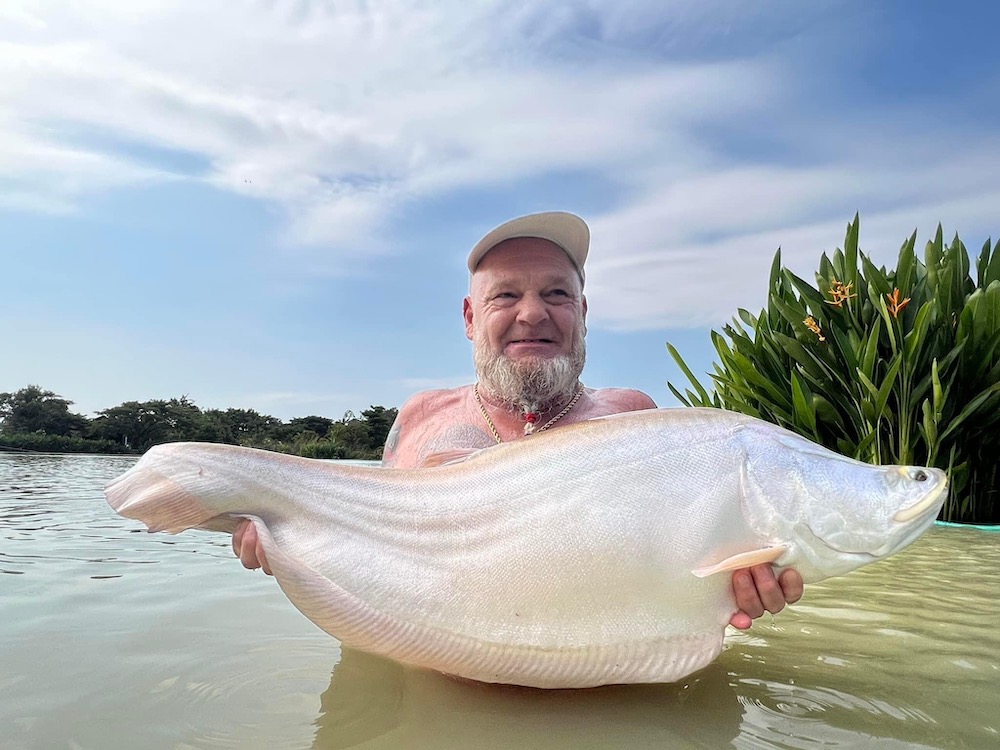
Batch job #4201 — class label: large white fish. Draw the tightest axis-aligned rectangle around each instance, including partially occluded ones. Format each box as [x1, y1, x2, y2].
[105, 408, 947, 688]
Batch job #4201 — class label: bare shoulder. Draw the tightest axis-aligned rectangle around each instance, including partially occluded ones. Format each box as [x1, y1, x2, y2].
[586, 387, 658, 416]
[382, 386, 476, 468]
[395, 387, 468, 419]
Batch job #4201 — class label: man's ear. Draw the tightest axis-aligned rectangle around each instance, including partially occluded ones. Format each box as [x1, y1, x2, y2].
[463, 296, 474, 341]
[582, 294, 588, 335]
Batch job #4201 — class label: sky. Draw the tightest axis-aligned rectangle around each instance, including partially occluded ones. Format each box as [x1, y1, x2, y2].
[2, 0, 999, 421]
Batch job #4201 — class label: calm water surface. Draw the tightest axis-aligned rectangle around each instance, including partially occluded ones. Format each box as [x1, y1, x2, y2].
[1, 453, 997, 749]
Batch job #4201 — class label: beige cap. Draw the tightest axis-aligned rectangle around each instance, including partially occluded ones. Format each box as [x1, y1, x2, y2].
[467, 211, 590, 281]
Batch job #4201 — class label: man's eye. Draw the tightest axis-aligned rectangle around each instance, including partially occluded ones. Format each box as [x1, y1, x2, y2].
[495, 292, 517, 300]
[548, 289, 569, 297]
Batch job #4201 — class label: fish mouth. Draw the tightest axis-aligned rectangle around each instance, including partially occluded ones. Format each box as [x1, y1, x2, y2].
[893, 471, 949, 523]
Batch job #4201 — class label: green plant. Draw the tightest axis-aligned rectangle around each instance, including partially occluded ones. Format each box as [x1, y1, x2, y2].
[0, 433, 134, 454]
[668, 216, 1000, 523]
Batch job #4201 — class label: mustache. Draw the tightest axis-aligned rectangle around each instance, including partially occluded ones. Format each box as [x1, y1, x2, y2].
[474, 326, 586, 411]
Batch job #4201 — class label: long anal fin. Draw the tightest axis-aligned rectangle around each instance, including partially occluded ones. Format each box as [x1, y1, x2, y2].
[691, 546, 789, 578]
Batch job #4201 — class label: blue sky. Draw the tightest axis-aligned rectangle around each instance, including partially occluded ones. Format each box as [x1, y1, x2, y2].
[2, 1, 999, 421]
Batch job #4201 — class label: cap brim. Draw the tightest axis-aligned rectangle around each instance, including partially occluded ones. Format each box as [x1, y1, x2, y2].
[468, 211, 589, 278]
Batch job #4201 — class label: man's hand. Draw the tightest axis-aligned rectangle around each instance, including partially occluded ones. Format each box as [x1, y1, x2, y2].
[232, 518, 272, 576]
[729, 565, 803, 629]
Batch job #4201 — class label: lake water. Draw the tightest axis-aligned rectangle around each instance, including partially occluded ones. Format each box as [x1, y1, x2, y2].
[1, 452, 997, 750]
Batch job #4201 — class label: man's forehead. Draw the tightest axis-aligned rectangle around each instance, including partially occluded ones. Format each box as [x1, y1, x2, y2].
[471, 239, 582, 292]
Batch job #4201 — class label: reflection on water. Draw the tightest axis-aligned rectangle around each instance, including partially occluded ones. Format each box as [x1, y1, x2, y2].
[314, 649, 745, 749]
[1, 453, 997, 750]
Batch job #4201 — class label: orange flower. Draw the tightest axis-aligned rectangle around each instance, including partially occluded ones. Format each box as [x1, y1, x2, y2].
[804, 316, 826, 342]
[825, 279, 857, 308]
[886, 288, 911, 318]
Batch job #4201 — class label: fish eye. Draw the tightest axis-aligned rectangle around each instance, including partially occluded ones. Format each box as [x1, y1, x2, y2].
[913, 469, 928, 482]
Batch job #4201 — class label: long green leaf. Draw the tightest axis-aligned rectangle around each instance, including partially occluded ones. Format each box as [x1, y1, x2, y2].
[921, 398, 938, 461]
[772, 332, 827, 380]
[939, 382, 1000, 442]
[771, 295, 809, 329]
[828, 323, 860, 374]
[859, 317, 883, 381]
[666, 343, 713, 404]
[844, 214, 859, 289]
[768, 249, 782, 292]
[896, 230, 917, 293]
[791, 370, 818, 438]
[667, 382, 695, 407]
[925, 225, 944, 292]
[874, 355, 903, 422]
[875, 294, 899, 357]
[855, 429, 879, 463]
[856, 369, 880, 400]
[911, 342, 963, 406]
[737, 308, 759, 329]
[982, 238, 1000, 286]
[812, 394, 846, 431]
[903, 301, 937, 363]
[861, 252, 891, 297]
[784, 270, 828, 310]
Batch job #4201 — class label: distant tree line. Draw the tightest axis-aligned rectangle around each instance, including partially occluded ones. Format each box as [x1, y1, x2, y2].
[0, 385, 396, 460]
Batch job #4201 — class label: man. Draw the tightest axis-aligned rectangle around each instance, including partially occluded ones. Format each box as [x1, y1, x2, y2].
[233, 211, 803, 629]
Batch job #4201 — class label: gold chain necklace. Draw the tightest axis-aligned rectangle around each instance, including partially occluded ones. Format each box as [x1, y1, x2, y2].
[473, 383, 585, 444]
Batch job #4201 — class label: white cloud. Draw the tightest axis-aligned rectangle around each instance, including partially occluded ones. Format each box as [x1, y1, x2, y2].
[0, 2, 47, 30]
[1, 0, 996, 334]
[0, 119, 169, 213]
[0, 2, 773, 255]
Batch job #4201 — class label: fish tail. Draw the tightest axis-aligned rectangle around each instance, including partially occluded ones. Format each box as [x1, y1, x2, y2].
[105, 446, 227, 534]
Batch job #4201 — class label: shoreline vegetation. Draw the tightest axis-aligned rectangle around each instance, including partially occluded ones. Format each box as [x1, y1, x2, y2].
[0, 386, 395, 461]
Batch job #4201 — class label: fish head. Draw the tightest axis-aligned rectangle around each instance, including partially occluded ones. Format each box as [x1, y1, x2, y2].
[740, 425, 948, 581]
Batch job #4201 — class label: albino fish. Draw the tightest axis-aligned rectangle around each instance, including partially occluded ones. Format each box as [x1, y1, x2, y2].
[105, 408, 946, 689]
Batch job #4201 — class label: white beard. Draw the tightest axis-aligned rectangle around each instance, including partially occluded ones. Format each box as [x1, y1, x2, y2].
[474, 325, 586, 412]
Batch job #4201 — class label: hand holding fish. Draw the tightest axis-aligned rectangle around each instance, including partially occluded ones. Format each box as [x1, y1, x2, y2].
[233, 518, 271, 576]
[729, 565, 803, 628]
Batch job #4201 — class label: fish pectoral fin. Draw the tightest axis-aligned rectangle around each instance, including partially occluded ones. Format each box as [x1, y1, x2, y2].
[419, 448, 488, 468]
[691, 546, 790, 578]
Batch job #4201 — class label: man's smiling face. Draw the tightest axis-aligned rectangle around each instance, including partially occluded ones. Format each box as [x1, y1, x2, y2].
[464, 237, 587, 407]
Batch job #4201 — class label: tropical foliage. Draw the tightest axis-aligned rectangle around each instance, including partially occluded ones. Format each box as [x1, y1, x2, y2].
[668, 216, 1000, 524]
[0, 386, 396, 460]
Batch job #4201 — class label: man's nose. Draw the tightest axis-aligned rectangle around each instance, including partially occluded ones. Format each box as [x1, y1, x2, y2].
[515, 293, 549, 326]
